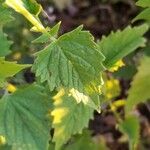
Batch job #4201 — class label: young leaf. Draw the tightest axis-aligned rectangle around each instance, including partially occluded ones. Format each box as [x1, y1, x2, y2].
[97, 24, 148, 69]
[119, 115, 140, 150]
[32, 26, 105, 94]
[33, 22, 61, 43]
[0, 57, 30, 87]
[125, 56, 150, 114]
[51, 89, 94, 150]
[0, 28, 12, 57]
[0, 85, 51, 150]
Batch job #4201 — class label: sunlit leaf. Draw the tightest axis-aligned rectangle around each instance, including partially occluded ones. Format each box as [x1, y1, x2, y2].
[51, 89, 94, 150]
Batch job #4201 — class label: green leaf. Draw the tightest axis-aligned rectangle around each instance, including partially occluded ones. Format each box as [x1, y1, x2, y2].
[5, 0, 45, 32]
[133, 8, 150, 22]
[119, 115, 140, 150]
[51, 89, 94, 150]
[125, 56, 150, 114]
[0, 84, 51, 150]
[133, 0, 150, 22]
[97, 24, 148, 69]
[33, 22, 61, 43]
[0, 57, 31, 87]
[22, 0, 42, 16]
[0, 28, 12, 57]
[136, 0, 150, 7]
[0, 5, 14, 26]
[64, 131, 109, 150]
[32, 26, 105, 95]
[0, 145, 11, 150]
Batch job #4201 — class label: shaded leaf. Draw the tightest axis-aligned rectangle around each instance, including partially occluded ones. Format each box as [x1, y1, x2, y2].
[133, 0, 150, 22]
[133, 8, 150, 22]
[126, 56, 150, 114]
[0, 28, 12, 57]
[0, 57, 31, 87]
[0, 5, 14, 26]
[119, 115, 140, 150]
[64, 131, 109, 150]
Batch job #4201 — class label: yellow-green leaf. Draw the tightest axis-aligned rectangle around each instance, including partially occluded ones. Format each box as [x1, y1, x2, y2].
[51, 89, 94, 150]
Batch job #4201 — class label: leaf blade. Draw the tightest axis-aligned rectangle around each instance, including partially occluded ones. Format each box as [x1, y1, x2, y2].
[97, 24, 148, 69]
[0, 84, 51, 150]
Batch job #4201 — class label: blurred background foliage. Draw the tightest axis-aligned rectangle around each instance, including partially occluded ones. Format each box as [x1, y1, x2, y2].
[1, 0, 150, 150]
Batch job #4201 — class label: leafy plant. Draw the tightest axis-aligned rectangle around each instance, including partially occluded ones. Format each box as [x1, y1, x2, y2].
[0, 0, 150, 150]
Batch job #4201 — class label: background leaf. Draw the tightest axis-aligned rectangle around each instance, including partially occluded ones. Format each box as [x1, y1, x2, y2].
[97, 24, 148, 68]
[133, 0, 150, 22]
[0, 57, 30, 87]
[136, 0, 150, 8]
[0, 28, 12, 57]
[119, 115, 140, 150]
[64, 131, 109, 150]
[125, 56, 150, 114]
[0, 5, 14, 27]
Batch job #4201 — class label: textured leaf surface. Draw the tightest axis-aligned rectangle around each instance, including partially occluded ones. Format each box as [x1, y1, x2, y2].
[0, 28, 12, 57]
[51, 89, 94, 150]
[0, 85, 51, 150]
[126, 56, 150, 114]
[119, 115, 140, 150]
[33, 26, 105, 94]
[97, 24, 148, 68]
[0, 57, 30, 87]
